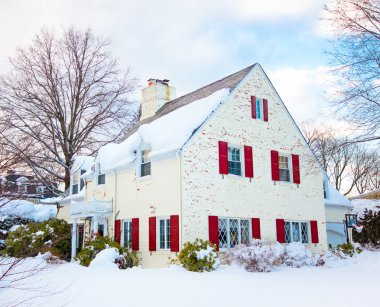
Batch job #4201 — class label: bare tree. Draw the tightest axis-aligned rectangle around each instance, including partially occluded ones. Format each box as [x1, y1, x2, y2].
[324, 0, 380, 142]
[301, 123, 379, 195]
[0, 27, 138, 192]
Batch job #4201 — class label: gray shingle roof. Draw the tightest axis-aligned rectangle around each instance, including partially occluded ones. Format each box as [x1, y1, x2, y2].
[121, 64, 256, 141]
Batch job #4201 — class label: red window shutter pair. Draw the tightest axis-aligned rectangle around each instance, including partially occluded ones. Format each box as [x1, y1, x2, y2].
[132, 218, 139, 251]
[218, 141, 254, 178]
[149, 215, 180, 252]
[208, 216, 261, 249]
[270, 151, 301, 184]
[276, 219, 319, 243]
[250, 96, 268, 122]
[114, 219, 121, 244]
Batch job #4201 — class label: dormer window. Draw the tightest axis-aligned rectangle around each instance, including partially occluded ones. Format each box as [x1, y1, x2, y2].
[140, 150, 151, 177]
[97, 166, 105, 185]
[72, 173, 79, 194]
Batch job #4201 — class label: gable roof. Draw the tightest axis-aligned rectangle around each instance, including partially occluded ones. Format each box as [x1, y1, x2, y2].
[122, 64, 256, 141]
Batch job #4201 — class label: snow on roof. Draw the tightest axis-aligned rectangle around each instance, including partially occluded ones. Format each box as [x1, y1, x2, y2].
[96, 88, 230, 172]
[0, 198, 56, 222]
[352, 198, 380, 219]
[325, 184, 353, 208]
[71, 156, 95, 173]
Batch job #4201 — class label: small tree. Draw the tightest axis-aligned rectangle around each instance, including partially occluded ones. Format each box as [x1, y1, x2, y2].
[353, 209, 380, 247]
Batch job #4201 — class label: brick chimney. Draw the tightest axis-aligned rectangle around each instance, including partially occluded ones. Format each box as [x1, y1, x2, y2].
[140, 79, 176, 120]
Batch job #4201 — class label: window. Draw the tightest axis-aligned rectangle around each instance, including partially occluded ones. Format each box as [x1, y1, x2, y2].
[80, 170, 86, 191]
[285, 221, 309, 243]
[123, 220, 132, 249]
[18, 185, 27, 193]
[279, 155, 291, 182]
[323, 180, 329, 199]
[72, 173, 79, 194]
[228, 146, 241, 176]
[140, 150, 151, 177]
[256, 98, 262, 119]
[36, 186, 45, 193]
[97, 173, 105, 185]
[159, 218, 170, 249]
[218, 218, 250, 249]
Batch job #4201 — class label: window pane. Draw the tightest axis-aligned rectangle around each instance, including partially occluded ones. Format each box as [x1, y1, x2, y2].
[256, 99, 261, 119]
[218, 219, 228, 249]
[279, 169, 290, 182]
[285, 222, 291, 243]
[229, 219, 239, 248]
[240, 220, 250, 245]
[142, 150, 150, 163]
[98, 174, 105, 185]
[141, 162, 151, 177]
[160, 220, 165, 249]
[228, 161, 241, 176]
[292, 222, 300, 242]
[301, 222, 309, 243]
[72, 184, 79, 195]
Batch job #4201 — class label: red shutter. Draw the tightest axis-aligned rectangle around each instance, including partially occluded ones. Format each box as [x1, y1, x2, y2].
[149, 217, 156, 251]
[208, 216, 219, 251]
[292, 154, 300, 184]
[251, 96, 256, 119]
[132, 218, 139, 251]
[114, 219, 121, 244]
[170, 215, 180, 252]
[263, 98, 268, 122]
[244, 145, 254, 178]
[251, 218, 261, 239]
[310, 220, 319, 243]
[271, 150, 279, 181]
[218, 141, 228, 175]
[276, 219, 285, 243]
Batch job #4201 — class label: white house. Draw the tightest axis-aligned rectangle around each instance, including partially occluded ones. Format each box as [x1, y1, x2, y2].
[60, 64, 330, 268]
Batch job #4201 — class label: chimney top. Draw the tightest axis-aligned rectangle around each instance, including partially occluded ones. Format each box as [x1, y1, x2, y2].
[147, 78, 170, 86]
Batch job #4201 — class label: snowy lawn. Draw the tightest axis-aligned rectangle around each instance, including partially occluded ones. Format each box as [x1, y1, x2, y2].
[2, 251, 380, 307]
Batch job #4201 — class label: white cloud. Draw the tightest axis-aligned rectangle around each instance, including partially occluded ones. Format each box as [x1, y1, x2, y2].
[269, 66, 338, 123]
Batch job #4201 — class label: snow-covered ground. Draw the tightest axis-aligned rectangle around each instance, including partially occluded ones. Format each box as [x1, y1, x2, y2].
[1, 251, 380, 307]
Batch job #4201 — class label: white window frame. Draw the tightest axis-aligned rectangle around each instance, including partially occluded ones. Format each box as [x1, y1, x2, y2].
[157, 216, 170, 250]
[122, 219, 132, 249]
[218, 218, 251, 251]
[227, 144, 244, 177]
[96, 163, 105, 186]
[136, 146, 152, 179]
[278, 153, 293, 183]
[284, 220, 310, 244]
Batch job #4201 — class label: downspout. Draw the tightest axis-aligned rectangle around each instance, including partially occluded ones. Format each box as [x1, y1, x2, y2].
[176, 150, 183, 251]
[113, 170, 118, 237]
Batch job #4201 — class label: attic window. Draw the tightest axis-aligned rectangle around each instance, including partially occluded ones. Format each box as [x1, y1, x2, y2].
[140, 150, 151, 177]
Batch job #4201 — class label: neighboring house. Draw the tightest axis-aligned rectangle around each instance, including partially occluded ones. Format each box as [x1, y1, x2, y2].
[62, 64, 329, 268]
[323, 174, 353, 247]
[0, 170, 56, 202]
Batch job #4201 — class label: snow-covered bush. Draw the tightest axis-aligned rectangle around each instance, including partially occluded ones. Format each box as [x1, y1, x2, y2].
[177, 239, 220, 272]
[75, 235, 139, 269]
[227, 240, 321, 272]
[226, 240, 285, 272]
[4, 218, 71, 260]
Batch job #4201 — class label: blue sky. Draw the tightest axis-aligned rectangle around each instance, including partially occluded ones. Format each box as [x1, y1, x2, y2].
[0, 0, 336, 124]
